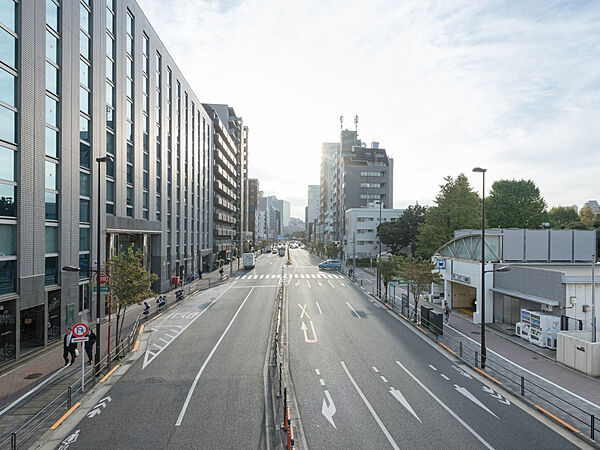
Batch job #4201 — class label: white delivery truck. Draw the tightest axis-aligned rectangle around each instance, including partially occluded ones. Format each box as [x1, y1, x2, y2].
[243, 252, 255, 269]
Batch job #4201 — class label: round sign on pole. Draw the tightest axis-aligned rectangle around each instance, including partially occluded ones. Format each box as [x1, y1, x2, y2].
[72, 323, 89, 338]
[93, 272, 108, 285]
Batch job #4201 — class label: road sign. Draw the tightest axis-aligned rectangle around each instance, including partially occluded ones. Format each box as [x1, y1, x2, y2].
[72, 323, 89, 338]
[437, 258, 446, 269]
[92, 271, 110, 293]
[72, 336, 89, 343]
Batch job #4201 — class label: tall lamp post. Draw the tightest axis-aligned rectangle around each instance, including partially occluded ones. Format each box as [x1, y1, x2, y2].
[375, 200, 383, 298]
[94, 155, 113, 372]
[472, 167, 487, 368]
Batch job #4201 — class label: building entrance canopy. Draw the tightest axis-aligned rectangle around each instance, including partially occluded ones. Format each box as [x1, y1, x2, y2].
[490, 287, 559, 307]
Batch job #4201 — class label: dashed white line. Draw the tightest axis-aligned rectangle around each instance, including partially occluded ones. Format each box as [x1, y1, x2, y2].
[441, 374, 450, 381]
[372, 367, 379, 373]
[341, 362, 399, 450]
[306, 280, 311, 288]
[429, 365, 437, 371]
[316, 302, 323, 314]
[380, 376, 388, 383]
[320, 379, 326, 386]
[315, 369, 320, 375]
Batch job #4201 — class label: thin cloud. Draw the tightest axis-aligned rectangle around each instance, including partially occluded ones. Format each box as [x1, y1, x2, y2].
[140, 0, 600, 216]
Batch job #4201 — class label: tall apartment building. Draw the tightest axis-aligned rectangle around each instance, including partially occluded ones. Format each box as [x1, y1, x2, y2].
[275, 199, 290, 229]
[257, 191, 267, 241]
[203, 104, 248, 259]
[0, 0, 217, 362]
[334, 130, 393, 242]
[247, 178, 259, 242]
[319, 143, 339, 242]
[306, 184, 319, 240]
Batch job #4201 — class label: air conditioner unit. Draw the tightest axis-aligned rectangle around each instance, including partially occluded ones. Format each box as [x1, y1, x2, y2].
[541, 304, 553, 312]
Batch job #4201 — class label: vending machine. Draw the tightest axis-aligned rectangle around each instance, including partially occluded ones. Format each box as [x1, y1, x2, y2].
[526, 311, 560, 349]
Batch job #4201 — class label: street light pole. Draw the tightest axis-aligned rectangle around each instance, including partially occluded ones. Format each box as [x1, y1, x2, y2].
[95, 155, 113, 373]
[376, 201, 382, 298]
[473, 167, 486, 368]
[592, 249, 597, 343]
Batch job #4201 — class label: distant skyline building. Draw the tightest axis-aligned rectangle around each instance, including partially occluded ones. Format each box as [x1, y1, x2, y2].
[247, 178, 259, 243]
[319, 142, 339, 242]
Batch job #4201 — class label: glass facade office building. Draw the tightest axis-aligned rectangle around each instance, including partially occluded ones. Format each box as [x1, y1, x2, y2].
[0, 0, 216, 362]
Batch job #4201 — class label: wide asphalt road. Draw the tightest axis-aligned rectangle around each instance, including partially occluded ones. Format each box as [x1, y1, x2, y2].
[46, 252, 286, 450]
[287, 249, 581, 449]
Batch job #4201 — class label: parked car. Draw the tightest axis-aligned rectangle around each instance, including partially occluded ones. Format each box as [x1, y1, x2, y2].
[318, 259, 341, 270]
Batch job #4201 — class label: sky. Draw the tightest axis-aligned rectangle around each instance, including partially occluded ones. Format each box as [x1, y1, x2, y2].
[139, 0, 600, 219]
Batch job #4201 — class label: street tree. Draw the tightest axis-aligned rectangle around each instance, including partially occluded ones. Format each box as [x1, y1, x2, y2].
[377, 255, 400, 301]
[417, 174, 481, 259]
[377, 203, 427, 256]
[579, 205, 596, 228]
[548, 206, 579, 228]
[486, 179, 547, 229]
[325, 242, 339, 259]
[397, 256, 442, 322]
[106, 244, 158, 342]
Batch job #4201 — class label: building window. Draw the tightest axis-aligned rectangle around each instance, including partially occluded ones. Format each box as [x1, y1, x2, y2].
[45, 256, 59, 286]
[79, 284, 90, 312]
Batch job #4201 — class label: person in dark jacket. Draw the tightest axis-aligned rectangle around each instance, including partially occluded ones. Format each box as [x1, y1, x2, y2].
[63, 328, 77, 366]
[84, 330, 96, 365]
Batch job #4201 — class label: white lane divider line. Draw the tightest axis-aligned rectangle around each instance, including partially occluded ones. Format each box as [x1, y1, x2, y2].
[441, 374, 450, 381]
[372, 366, 379, 373]
[159, 338, 170, 345]
[143, 283, 236, 370]
[341, 361, 399, 450]
[429, 365, 437, 371]
[315, 301, 322, 314]
[306, 280, 311, 288]
[346, 302, 361, 318]
[176, 287, 255, 426]
[396, 360, 494, 449]
[315, 369, 320, 375]
[165, 333, 176, 339]
[320, 379, 326, 386]
[380, 376, 388, 383]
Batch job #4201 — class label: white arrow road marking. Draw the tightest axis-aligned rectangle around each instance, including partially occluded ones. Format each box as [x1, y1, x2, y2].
[482, 386, 494, 394]
[498, 398, 511, 406]
[298, 304, 310, 319]
[396, 361, 494, 450]
[86, 409, 102, 418]
[316, 301, 322, 314]
[341, 362, 399, 450]
[453, 384, 498, 418]
[322, 390, 337, 429]
[301, 320, 318, 343]
[482, 386, 511, 405]
[389, 387, 422, 423]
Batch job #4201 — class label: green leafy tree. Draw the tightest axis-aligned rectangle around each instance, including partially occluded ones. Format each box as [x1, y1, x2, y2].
[486, 179, 547, 228]
[548, 206, 579, 228]
[377, 255, 400, 300]
[579, 205, 596, 228]
[377, 203, 427, 256]
[106, 245, 158, 342]
[567, 221, 588, 230]
[417, 174, 481, 258]
[397, 257, 442, 322]
[325, 242, 339, 259]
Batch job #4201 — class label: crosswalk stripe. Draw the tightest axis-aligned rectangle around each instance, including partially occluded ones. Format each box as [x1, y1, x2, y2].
[300, 274, 305, 278]
[259, 275, 264, 279]
[318, 274, 325, 278]
[310, 274, 316, 279]
[252, 275, 258, 279]
[295, 274, 299, 278]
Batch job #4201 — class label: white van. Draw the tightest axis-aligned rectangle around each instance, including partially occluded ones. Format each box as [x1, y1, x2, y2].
[243, 253, 255, 269]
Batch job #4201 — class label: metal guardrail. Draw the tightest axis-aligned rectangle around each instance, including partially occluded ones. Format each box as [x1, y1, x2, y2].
[342, 270, 599, 444]
[0, 319, 143, 450]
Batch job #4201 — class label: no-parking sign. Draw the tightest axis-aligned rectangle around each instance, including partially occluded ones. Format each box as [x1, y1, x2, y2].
[72, 323, 89, 338]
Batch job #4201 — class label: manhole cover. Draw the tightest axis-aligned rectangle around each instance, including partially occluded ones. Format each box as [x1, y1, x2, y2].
[24, 373, 42, 379]
[470, 331, 481, 335]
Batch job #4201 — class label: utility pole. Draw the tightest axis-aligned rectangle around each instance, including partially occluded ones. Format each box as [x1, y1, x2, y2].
[592, 248, 597, 343]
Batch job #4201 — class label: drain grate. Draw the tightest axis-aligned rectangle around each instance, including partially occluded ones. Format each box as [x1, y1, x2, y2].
[24, 373, 42, 380]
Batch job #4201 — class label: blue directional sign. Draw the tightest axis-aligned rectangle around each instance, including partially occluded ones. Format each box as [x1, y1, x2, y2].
[437, 258, 446, 269]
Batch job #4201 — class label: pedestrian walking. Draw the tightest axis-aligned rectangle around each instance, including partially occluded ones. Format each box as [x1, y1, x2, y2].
[84, 330, 96, 365]
[219, 267, 224, 281]
[443, 301, 450, 324]
[199, 269, 202, 279]
[63, 327, 77, 366]
[143, 301, 150, 316]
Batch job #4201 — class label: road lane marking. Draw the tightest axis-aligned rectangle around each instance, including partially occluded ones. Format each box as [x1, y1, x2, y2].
[380, 376, 388, 383]
[259, 275, 264, 279]
[534, 405, 580, 433]
[306, 280, 311, 288]
[340, 282, 345, 287]
[396, 360, 494, 449]
[341, 361, 400, 450]
[453, 384, 498, 418]
[320, 379, 325, 386]
[441, 374, 450, 381]
[159, 337, 170, 344]
[298, 304, 310, 319]
[143, 283, 236, 369]
[301, 320, 318, 343]
[50, 402, 81, 430]
[300, 274, 305, 278]
[295, 274, 299, 278]
[316, 301, 322, 314]
[176, 287, 255, 426]
[372, 367, 379, 373]
[317, 280, 322, 286]
[328, 281, 335, 288]
[315, 369, 320, 375]
[99, 365, 120, 383]
[165, 333, 176, 339]
[346, 302, 360, 318]
[389, 387, 422, 423]
[322, 390, 337, 429]
[429, 365, 437, 371]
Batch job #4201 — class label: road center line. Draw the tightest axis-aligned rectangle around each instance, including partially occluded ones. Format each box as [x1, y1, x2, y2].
[341, 361, 399, 450]
[396, 360, 494, 449]
[175, 287, 255, 427]
[346, 302, 361, 318]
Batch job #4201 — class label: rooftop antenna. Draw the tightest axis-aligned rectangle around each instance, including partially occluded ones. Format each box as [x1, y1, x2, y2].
[354, 115, 359, 145]
[340, 115, 343, 131]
